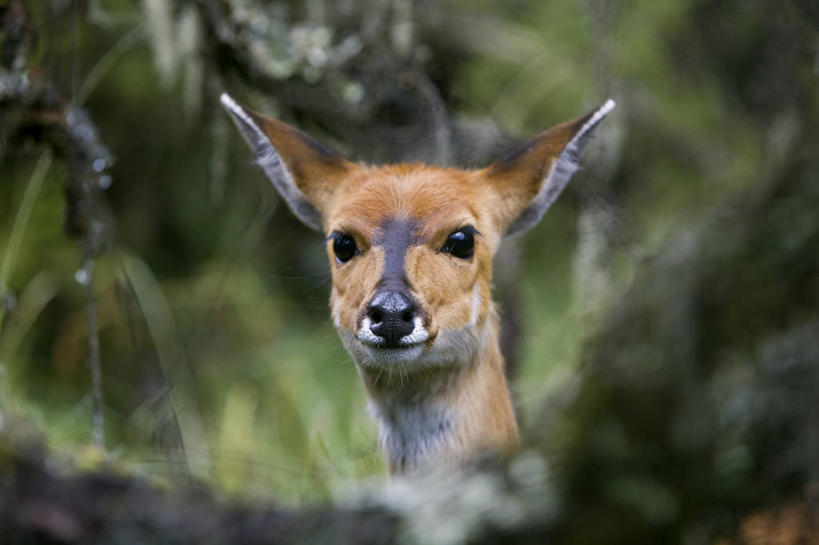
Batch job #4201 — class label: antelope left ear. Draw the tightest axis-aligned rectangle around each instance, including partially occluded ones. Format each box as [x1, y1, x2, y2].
[220, 93, 355, 232]
[482, 99, 615, 237]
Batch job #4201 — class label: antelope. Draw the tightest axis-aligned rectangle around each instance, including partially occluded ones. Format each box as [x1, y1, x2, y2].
[221, 93, 614, 475]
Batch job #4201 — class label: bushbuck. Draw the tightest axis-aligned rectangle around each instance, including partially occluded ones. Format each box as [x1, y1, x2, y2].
[221, 93, 614, 475]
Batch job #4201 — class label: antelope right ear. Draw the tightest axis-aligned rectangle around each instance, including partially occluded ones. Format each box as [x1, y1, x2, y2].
[220, 93, 355, 231]
[482, 99, 615, 237]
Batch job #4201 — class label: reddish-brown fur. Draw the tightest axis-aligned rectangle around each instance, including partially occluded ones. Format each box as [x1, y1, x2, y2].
[323, 165, 518, 472]
[222, 93, 613, 475]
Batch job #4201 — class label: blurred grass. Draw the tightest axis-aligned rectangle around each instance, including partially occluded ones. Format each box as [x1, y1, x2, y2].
[1, 0, 807, 506]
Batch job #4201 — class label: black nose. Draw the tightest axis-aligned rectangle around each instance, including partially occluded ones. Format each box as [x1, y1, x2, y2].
[367, 290, 417, 347]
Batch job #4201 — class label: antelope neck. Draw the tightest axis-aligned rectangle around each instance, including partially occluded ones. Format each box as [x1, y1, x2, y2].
[362, 322, 518, 475]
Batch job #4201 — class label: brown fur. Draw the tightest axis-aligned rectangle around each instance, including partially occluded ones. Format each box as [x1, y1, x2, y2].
[484, 114, 595, 232]
[320, 165, 517, 473]
[326, 166, 497, 343]
[223, 95, 612, 475]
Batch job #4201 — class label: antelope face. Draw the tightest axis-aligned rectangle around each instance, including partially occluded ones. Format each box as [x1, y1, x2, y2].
[220, 93, 614, 377]
[220, 92, 614, 474]
[324, 165, 499, 372]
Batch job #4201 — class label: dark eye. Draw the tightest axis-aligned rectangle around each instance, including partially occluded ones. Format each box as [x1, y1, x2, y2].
[441, 228, 475, 259]
[332, 233, 358, 263]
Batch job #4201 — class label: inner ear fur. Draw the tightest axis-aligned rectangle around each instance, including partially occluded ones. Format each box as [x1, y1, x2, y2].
[482, 99, 615, 237]
[220, 93, 354, 231]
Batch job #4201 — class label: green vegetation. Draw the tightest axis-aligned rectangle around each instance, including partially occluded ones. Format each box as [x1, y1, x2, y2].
[1, 2, 816, 531]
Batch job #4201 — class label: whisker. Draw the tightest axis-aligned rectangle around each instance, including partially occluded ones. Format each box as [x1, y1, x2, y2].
[399, 363, 408, 386]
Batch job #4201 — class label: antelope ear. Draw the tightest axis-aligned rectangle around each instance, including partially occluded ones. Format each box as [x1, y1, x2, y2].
[483, 99, 615, 237]
[220, 93, 354, 231]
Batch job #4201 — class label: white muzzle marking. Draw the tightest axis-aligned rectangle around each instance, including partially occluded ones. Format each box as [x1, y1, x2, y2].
[357, 316, 429, 347]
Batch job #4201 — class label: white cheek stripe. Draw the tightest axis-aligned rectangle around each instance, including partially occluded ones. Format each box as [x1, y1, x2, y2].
[468, 284, 481, 327]
[331, 304, 341, 329]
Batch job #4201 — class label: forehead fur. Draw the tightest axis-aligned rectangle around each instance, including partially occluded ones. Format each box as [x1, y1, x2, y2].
[327, 164, 490, 237]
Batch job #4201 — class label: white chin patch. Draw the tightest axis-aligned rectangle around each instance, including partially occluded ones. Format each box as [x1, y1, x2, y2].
[339, 317, 483, 372]
[349, 316, 431, 366]
[361, 343, 427, 365]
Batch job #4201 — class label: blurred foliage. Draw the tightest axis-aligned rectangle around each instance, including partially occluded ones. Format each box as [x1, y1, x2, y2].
[0, 1, 817, 536]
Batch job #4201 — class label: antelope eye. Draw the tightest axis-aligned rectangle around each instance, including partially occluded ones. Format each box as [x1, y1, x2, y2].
[332, 233, 358, 263]
[441, 228, 475, 259]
